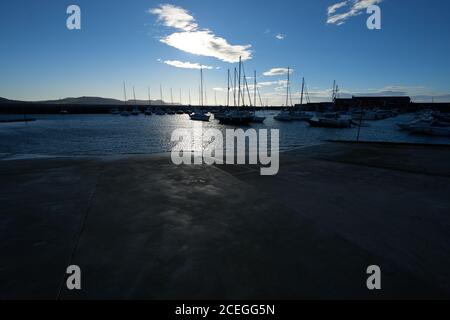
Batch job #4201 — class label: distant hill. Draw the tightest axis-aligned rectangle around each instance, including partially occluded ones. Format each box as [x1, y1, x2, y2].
[37, 97, 124, 105]
[0, 96, 169, 105]
[0, 97, 21, 104]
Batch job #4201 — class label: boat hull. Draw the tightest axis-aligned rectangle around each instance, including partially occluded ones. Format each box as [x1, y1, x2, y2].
[250, 116, 266, 123]
[409, 126, 450, 136]
[190, 113, 210, 122]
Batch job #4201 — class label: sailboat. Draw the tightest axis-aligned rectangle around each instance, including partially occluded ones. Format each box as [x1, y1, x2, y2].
[274, 67, 294, 122]
[289, 77, 314, 121]
[144, 87, 152, 115]
[121, 82, 131, 116]
[249, 70, 266, 123]
[190, 67, 211, 122]
[166, 88, 176, 115]
[154, 85, 166, 115]
[176, 89, 184, 114]
[217, 57, 254, 125]
[130, 86, 140, 115]
[307, 81, 352, 128]
[213, 69, 232, 122]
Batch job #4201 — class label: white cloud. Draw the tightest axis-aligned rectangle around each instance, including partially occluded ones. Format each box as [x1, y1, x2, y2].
[150, 4, 252, 63]
[163, 60, 213, 70]
[352, 0, 383, 11]
[275, 33, 286, 40]
[260, 80, 288, 87]
[149, 4, 197, 31]
[160, 31, 252, 63]
[263, 68, 293, 77]
[327, 0, 383, 25]
[327, 1, 348, 15]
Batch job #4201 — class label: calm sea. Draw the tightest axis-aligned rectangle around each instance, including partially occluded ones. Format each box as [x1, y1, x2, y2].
[1, 112, 449, 159]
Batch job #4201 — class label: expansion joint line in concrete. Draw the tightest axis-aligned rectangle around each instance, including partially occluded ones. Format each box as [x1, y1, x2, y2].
[56, 165, 106, 300]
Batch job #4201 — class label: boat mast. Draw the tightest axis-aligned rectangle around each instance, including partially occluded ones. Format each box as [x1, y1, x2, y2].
[285, 67, 290, 107]
[237, 56, 242, 107]
[123, 82, 128, 106]
[257, 86, 264, 107]
[244, 74, 252, 107]
[332, 80, 336, 101]
[148, 87, 151, 106]
[240, 61, 251, 107]
[133, 86, 137, 106]
[300, 77, 305, 106]
[227, 69, 230, 108]
[233, 67, 237, 107]
[254, 70, 257, 109]
[200, 67, 204, 107]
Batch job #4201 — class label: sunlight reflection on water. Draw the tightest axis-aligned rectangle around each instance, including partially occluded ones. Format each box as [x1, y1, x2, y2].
[0, 113, 449, 157]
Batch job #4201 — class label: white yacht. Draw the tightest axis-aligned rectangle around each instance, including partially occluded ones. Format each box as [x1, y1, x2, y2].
[308, 113, 352, 128]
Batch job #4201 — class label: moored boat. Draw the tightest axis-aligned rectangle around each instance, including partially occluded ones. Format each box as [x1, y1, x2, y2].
[308, 113, 352, 128]
[275, 67, 296, 122]
[274, 111, 293, 122]
[250, 115, 266, 123]
[189, 112, 210, 122]
[131, 87, 140, 115]
[110, 108, 120, 115]
[218, 110, 254, 125]
[289, 110, 314, 121]
[407, 121, 450, 136]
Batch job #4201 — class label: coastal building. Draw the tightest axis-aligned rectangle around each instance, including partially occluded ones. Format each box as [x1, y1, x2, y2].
[334, 96, 411, 110]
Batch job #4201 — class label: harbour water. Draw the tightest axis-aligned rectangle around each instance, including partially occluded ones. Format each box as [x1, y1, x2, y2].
[1, 112, 449, 159]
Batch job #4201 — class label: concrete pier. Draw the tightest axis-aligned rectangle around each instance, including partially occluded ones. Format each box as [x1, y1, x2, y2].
[1, 142, 450, 299]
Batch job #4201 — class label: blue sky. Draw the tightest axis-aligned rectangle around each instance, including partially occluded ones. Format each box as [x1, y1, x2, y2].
[1, 0, 450, 104]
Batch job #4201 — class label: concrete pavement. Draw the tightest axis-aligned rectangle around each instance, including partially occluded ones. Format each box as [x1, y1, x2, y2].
[1, 142, 449, 299]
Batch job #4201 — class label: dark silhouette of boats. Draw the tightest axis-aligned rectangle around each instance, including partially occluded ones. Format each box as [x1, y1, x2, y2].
[0, 118, 36, 123]
[216, 57, 256, 125]
[189, 67, 211, 122]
